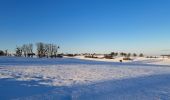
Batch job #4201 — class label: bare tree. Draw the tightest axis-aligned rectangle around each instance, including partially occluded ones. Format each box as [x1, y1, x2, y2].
[133, 53, 137, 57]
[36, 42, 60, 58]
[22, 44, 27, 57]
[120, 52, 124, 57]
[139, 53, 144, 57]
[15, 47, 22, 57]
[27, 44, 34, 57]
[5, 49, 8, 56]
[36, 42, 45, 58]
[127, 53, 131, 57]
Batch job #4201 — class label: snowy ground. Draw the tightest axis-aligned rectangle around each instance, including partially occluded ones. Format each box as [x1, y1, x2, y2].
[72, 56, 170, 65]
[0, 57, 170, 100]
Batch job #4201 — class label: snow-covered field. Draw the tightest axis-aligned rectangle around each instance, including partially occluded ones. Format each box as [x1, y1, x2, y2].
[1, 56, 170, 100]
[1, 65, 169, 87]
[72, 55, 170, 65]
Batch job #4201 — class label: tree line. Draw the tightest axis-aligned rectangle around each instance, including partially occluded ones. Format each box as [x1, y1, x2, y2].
[0, 44, 145, 59]
[103, 52, 144, 59]
[110, 52, 144, 57]
[14, 42, 61, 58]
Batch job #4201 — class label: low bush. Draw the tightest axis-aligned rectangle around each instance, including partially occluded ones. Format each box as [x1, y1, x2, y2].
[123, 57, 132, 60]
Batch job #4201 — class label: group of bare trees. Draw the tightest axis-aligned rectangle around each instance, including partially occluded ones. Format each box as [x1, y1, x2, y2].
[15, 44, 34, 57]
[22, 44, 34, 57]
[15, 42, 60, 58]
[36, 42, 59, 58]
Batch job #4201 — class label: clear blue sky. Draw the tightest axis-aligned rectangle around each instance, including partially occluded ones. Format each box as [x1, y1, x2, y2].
[0, 0, 170, 55]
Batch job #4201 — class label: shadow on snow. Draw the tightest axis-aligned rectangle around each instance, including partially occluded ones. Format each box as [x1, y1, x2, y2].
[1, 74, 170, 100]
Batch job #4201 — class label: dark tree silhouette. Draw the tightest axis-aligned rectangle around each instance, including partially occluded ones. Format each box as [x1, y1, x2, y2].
[27, 44, 34, 57]
[22, 44, 27, 57]
[133, 53, 137, 57]
[139, 53, 144, 57]
[120, 52, 124, 57]
[0, 50, 4, 56]
[127, 53, 131, 57]
[15, 47, 22, 57]
[36, 42, 46, 58]
[110, 52, 118, 57]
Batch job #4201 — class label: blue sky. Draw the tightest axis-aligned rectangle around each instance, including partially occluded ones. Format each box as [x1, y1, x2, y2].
[0, 0, 170, 55]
